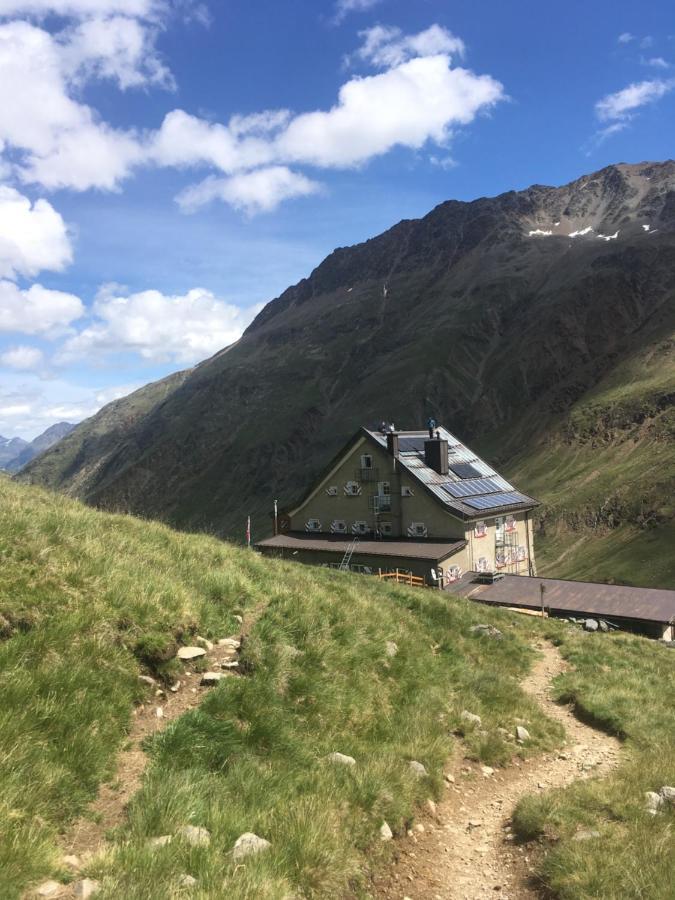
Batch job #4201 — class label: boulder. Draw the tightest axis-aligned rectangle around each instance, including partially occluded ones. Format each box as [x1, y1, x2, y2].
[200, 671, 225, 686]
[195, 636, 213, 651]
[177, 874, 197, 888]
[516, 725, 531, 743]
[327, 751, 356, 766]
[645, 791, 664, 814]
[461, 710, 482, 728]
[177, 646, 206, 660]
[481, 766, 494, 777]
[598, 620, 609, 633]
[232, 832, 271, 860]
[470, 624, 503, 640]
[583, 619, 599, 632]
[409, 760, 428, 778]
[73, 880, 100, 899]
[177, 825, 211, 847]
[385, 641, 399, 658]
[220, 660, 239, 669]
[218, 637, 241, 650]
[149, 835, 172, 848]
[659, 786, 675, 806]
[379, 821, 393, 841]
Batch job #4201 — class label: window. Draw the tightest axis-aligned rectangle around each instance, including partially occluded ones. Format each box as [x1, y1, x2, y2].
[379, 522, 393, 536]
[325, 485, 338, 496]
[495, 516, 504, 541]
[377, 480, 390, 495]
[505, 514, 516, 532]
[305, 518, 321, 532]
[476, 556, 489, 572]
[360, 454, 373, 469]
[474, 520, 487, 538]
[352, 520, 369, 535]
[407, 522, 428, 538]
[344, 481, 362, 496]
[401, 485, 414, 497]
[330, 519, 347, 534]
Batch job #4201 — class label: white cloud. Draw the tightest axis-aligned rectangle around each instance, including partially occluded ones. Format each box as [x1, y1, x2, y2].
[643, 56, 670, 69]
[596, 78, 674, 120]
[618, 32, 634, 44]
[177, 166, 321, 214]
[58, 285, 261, 364]
[0, 0, 160, 17]
[0, 280, 84, 335]
[333, 0, 382, 24]
[0, 185, 72, 279]
[351, 24, 465, 69]
[0, 344, 44, 369]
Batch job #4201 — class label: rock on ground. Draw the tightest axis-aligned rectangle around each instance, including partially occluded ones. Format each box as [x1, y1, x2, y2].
[327, 751, 356, 766]
[232, 832, 271, 860]
[200, 671, 225, 685]
[35, 882, 62, 898]
[516, 725, 531, 743]
[177, 874, 198, 887]
[461, 710, 482, 727]
[177, 646, 207, 660]
[385, 641, 398, 657]
[177, 825, 211, 846]
[409, 760, 428, 778]
[149, 834, 172, 847]
[470, 624, 503, 639]
[380, 822, 393, 841]
[645, 791, 664, 814]
[659, 785, 675, 806]
[73, 879, 100, 899]
[584, 619, 599, 632]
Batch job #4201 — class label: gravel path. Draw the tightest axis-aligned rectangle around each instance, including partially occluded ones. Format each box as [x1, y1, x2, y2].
[372, 642, 622, 900]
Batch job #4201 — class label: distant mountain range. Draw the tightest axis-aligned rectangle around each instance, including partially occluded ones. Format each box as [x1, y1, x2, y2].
[18, 161, 675, 588]
[1, 423, 75, 473]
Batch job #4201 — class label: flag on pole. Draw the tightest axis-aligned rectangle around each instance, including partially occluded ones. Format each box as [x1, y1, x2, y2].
[246, 515, 251, 547]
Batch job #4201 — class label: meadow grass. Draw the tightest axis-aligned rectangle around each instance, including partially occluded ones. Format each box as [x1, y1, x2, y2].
[513, 629, 675, 899]
[0, 476, 560, 898]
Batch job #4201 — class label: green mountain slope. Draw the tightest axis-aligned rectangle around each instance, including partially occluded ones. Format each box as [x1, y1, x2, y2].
[19, 161, 675, 586]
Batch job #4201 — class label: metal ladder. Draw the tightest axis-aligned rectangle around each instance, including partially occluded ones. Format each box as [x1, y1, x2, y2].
[338, 537, 359, 571]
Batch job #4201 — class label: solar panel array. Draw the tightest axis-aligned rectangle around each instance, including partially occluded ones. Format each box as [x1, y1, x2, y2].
[398, 436, 427, 452]
[464, 491, 529, 510]
[441, 477, 503, 498]
[449, 462, 482, 479]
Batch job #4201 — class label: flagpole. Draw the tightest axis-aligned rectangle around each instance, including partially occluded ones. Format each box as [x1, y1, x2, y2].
[274, 499, 278, 536]
[246, 515, 251, 548]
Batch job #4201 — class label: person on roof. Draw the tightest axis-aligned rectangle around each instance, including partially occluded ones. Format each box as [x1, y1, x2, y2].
[427, 417, 437, 439]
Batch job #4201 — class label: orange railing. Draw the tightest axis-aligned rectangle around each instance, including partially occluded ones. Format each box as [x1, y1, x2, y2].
[377, 568, 426, 588]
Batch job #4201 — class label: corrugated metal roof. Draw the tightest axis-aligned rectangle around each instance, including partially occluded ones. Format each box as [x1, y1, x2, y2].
[366, 427, 538, 519]
[257, 532, 466, 561]
[444, 573, 675, 625]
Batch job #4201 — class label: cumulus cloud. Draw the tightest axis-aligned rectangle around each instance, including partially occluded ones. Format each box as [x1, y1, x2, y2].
[643, 56, 670, 69]
[596, 78, 674, 120]
[0, 281, 84, 335]
[333, 0, 382, 24]
[350, 24, 465, 69]
[0, 344, 44, 369]
[617, 32, 634, 44]
[0, 0, 161, 17]
[177, 166, 321, 214]
[58, 285, 260, 364]
[0, 185, 72, 279]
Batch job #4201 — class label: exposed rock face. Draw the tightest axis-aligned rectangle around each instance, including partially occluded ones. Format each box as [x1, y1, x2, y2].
[19, 162, 675, 583]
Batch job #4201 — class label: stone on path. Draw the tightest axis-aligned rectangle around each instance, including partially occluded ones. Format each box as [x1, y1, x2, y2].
[515, 725, 531, 743]
[385, 641, 399, 657]
[177, 825, 211, 847]
[218, 637, 241, 650]
[196, 636, 213, 650]
[461, 710, 482, 727]
[62, 855, 81, 870]
[138, 674, 157, 687]
[327, 751, 356, 766]
[200, 671, 225, 686]
[73, 879, 100, 899]
[380, 821, 393, 841]
[35, 882, 62, 898]
[481, 766, 494, 777]
[583, 619, 599, 632]
[220, 660, 239, 669]
[409, 760, 428, 778]
[232, 832, 271, 860]
[177, 646, 207, 660]
[155, 707, 164, 718]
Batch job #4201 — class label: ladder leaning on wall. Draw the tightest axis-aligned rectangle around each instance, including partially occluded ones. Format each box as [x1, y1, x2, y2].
[338, 537, 359, 571]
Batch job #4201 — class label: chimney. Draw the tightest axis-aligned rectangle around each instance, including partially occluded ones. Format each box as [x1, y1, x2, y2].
[424, 438, 448, 476]
[386, 432, 399, 458]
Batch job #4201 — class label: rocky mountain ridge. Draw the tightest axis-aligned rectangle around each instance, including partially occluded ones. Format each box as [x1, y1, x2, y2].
[1, 423, 75, 473]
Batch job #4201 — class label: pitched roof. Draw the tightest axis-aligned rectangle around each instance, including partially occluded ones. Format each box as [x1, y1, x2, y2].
[363, 427, 539, 519]
[257, 532, 466, 562]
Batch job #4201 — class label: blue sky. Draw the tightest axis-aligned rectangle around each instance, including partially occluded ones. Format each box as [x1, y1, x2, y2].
[1, 0, 674, 438]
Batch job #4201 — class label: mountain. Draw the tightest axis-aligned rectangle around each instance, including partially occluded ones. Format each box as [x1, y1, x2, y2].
[19, 161, 675, 587]
[0, 435, 29, 469]
[2, 423, 75, 473]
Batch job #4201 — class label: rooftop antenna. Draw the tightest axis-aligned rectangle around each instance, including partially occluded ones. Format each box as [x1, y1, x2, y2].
[382, 283, 388, 298]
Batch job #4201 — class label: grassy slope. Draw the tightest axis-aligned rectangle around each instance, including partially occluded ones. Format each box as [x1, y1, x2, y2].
[0, 476, 562, 899]
[508, 333, 675, 587]
[2, 477, 674, 898]
[514, 628, 675, 898]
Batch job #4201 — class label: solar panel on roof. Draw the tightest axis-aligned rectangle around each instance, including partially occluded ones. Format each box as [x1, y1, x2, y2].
[449, 462, 481, 479]
[398, 437, 427, 452]
[441, 477, 503, 498]
[464, 492, 529, 510]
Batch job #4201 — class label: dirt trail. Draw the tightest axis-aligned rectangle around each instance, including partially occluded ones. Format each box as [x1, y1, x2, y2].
[373, 642, 622, 900]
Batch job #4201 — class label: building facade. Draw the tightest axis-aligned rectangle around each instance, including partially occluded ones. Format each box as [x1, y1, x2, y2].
[257, 425, 539, 586]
